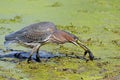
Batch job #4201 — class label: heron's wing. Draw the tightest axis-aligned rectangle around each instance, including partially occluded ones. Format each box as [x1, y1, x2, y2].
[18, 30, 51, 43]
[5, 22, 57, 43]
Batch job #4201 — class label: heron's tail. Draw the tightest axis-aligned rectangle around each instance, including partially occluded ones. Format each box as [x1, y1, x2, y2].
[4, 32, 18, 51]
[5, 32, 17, 41]
[4, 41, 13, 51]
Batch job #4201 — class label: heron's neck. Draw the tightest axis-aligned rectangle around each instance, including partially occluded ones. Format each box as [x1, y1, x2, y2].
[49, 30, 68, 44]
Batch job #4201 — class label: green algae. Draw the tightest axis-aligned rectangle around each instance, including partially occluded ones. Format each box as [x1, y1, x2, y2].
[16, 58, 120, 80]
[0, 60, 29, 80]
[0, 0, 120, 80]
[48, 2, 62, 7]
[0, 16, 22, 23]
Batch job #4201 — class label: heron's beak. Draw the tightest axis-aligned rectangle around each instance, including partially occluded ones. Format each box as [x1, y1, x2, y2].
[72, 39, 94, 61]
[72, 40, 79, 46]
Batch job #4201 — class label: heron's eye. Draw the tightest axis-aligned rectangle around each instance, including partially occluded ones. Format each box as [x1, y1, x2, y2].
[73, 36, 78, 41]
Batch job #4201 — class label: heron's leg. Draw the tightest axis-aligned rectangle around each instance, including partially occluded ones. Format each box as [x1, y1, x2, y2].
[27, 44, 41, 63]
[36, 47, 41, 62]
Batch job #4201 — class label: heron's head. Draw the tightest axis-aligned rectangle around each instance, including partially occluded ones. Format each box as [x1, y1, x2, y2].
[65, 31, 94, 60]
[52, 30, 94, 60]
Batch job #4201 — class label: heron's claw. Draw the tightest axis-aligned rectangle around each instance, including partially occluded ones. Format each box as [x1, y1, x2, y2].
[36, 56, 41, 62]
[27, 57, 32, 63]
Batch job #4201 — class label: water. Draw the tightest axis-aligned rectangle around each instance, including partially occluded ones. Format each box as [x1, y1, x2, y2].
[0, 0, 120, 80]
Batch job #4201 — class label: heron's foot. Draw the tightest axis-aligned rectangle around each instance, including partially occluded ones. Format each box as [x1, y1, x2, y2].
[27, 56, 32, 63]
[36, 55, 41, 62]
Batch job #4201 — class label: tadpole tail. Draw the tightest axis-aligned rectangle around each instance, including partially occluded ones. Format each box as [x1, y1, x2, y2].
[84, 50, 94, 60]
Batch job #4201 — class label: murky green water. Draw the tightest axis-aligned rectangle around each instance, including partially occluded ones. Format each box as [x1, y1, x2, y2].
[0, 0, 120, 80]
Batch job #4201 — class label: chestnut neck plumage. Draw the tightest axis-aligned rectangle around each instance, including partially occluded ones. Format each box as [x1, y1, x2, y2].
[49, 30, 77, 44]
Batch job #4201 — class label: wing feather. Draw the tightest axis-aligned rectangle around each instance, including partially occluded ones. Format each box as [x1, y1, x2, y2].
[5, 22, 57, 43]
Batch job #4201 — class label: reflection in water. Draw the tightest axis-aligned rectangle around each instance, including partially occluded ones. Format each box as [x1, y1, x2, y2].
[0, 50, 66, 61]
[0, 50, 90, 62]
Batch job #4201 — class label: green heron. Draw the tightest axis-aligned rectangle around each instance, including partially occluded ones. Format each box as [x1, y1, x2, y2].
[4, 22, 94, 63]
